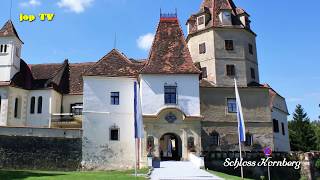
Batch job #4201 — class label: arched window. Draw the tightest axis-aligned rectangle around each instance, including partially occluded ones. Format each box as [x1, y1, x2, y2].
[14, 98, 19, 118]
[245, 133, 253, 146]
[37, 96, 42, 114]
[210, 131, 220, 146]
[30, 97, 35, 114]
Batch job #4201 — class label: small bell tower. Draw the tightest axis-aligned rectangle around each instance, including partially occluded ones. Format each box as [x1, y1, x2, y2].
[0, 20, 23, 82]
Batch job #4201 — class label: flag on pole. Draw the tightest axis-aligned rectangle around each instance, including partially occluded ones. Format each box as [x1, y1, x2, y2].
[234, 79, 246, 142]
[134, 81, 144, 139]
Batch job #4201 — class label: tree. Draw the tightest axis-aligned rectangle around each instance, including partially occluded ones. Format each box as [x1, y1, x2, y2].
[311, 120, 320, 151]
[288, 104, 317, 152]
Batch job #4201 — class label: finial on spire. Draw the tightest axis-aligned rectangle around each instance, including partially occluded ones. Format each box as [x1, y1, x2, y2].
[10, 0, 13, 20]
[160, 8, 178, 21]
[113, 32, 117, 49]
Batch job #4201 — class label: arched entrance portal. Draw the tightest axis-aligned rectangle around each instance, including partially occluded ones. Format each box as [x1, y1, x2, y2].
[159, 133, 182, 161]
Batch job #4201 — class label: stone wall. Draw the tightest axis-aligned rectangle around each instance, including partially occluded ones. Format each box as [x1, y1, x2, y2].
[0, 127, 82, 171]
[299, 152, 320, 180]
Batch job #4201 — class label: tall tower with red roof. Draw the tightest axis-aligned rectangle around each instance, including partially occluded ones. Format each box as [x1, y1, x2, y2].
[186, 0, 258, 87]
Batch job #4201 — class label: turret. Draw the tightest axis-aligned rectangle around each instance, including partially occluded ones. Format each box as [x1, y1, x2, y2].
[0, 20, 23, 82]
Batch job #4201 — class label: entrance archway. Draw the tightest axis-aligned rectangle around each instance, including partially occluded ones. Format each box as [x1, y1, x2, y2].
[159, 133, 182, 161]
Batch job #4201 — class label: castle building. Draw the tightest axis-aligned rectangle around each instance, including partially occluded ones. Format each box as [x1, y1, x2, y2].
[0, 0, 290, 170]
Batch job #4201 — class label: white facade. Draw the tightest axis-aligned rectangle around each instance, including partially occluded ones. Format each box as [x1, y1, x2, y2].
[82, 76, 136, 170]
[26, 90, 62, 128]
[0, 36, 22, 82]
[140, 74, 200, 116]
[272, 94, 290, 152]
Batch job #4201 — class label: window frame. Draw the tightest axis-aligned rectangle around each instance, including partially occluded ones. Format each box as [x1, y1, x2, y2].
[197, 15, 205, 26]
[199, 42, 206, 54]
[227, 98, 237, 114]
[226, 65, 236, 77]
[250, 68, 256, 80]
[110, 92, 120, 105]
[201, 67, 208, 78]
[225, 40, 234, 51]
[30, 96, 35, 114]
[164, 86, 177, 105]
[37, 96, 43, 114]
[281, 122, 285, 135]
[245, 134, 253, 146]
[248, 43, 253, 55]
[110, 126, 120, 141]
[14, 98, 19, 118]
[273, 119, 279, 133]
[210, 131, 220, 146]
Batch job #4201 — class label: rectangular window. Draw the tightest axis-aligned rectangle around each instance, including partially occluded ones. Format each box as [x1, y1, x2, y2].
[245, 134, 253, 146]
[250, 68, 256, 80]
[199, 43, 206, 54]
[248, 43, 253, 54]
[226, 65, 236, 76]
[71, 103, 83, 115]
[111, 92, 120, 105]
[273, 119, 279, 133]
[227, 98, 237, 113]
[281, 122, 285, 135]
[201, 67, 207, 78]
[110, 128, 119, 141]
[225, 40, 234, 51]
[197, 15, 205, 26]
[164, 86, 177, 104]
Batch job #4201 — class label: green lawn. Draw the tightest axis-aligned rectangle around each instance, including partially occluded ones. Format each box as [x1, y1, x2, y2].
[0, 169, 148, 180]
[208, 170, 254, 180]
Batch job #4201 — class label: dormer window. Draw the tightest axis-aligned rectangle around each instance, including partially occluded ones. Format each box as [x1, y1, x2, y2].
[197, 15, 205, 30]
[0, 44, 8, 53]
[219, 10, 232, 25]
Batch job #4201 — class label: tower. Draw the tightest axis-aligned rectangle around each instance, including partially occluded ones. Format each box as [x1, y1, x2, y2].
[186, 0, 259, 87]
[0, 20, 23, 82]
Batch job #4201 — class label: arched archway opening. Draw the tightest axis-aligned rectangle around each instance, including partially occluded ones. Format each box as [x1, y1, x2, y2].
[159, 133, 182, 161]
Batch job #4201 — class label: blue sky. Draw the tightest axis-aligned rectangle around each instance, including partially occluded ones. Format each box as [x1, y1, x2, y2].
[0, 0, 319, 120]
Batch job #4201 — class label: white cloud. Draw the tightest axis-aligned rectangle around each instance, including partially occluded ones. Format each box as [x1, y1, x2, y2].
[57, 0, 94, 13]
[137, 33, 154, 51]
[20, 0, 41, 7]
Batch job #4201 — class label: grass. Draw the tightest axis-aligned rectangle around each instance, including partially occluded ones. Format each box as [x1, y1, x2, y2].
[0, 168, 148, 180]
[207, 170, 254, 180]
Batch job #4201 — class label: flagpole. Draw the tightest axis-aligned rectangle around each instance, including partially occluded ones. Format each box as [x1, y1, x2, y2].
[135, 138, 137, 177]
[235, 78, 244, 179]
[238, 134, 244, 179]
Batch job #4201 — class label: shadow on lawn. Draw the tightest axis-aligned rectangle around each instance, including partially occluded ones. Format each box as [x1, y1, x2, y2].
[0, 170, 66, 180]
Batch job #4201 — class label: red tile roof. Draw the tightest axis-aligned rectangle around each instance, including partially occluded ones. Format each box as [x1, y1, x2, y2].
[141, 17, 200, 74]
[0, 20, 23, 43]
[84, 49, 146, 77]
[69, 62, 95, 94]
[187, 0, 254, 36]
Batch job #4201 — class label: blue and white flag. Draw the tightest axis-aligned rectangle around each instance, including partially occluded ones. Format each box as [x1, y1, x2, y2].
[234, 79, 246, 142]
[134, 81, 144, 139]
